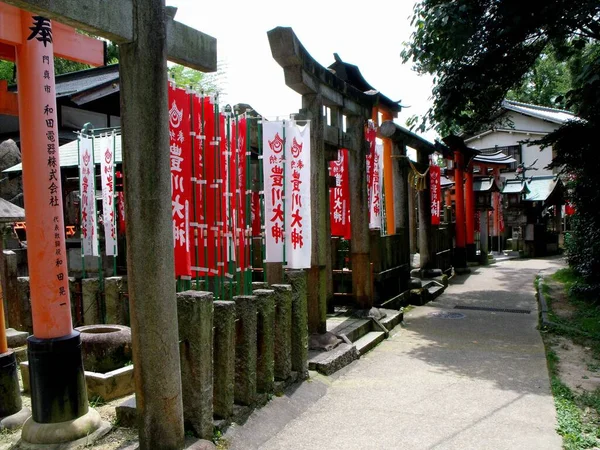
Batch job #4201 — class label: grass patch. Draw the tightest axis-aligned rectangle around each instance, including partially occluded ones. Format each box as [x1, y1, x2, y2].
[542, 268, 600, 448]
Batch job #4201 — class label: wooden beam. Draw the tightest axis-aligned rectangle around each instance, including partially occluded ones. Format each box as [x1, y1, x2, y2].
[1, 0, 217, 72]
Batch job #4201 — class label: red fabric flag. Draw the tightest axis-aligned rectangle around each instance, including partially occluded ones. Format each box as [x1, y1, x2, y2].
[199, 96, 222, 276]
[329, 149, 351, 238]
[168, 83, 192, 277]
[430, 165, 441, 225]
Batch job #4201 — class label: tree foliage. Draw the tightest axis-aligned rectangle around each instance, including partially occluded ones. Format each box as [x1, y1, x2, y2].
[168, 62, 227, 96]
[403, 0, 600, 290]
[402, 0, 600, 135]
[506, 46, 571, 109]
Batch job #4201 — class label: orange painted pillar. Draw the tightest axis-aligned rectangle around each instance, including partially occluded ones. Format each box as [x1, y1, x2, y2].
[453, 150, 467, 268]
[16, 11, 72, 340]
[381, 111, 395, 234]
[465, 166, 476, 260]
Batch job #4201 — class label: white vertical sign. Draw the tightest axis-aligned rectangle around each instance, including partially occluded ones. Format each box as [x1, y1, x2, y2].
[285, 122, 311, 268]
[262, 121, 285, 262]
[100, 132, 118, 256]
[79, 135, 98, 256]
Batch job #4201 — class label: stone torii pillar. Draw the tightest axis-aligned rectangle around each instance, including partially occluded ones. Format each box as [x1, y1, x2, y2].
[268, 27, 376, 329]
[380, 121, 439, 275]
[3, 1, 216, 448]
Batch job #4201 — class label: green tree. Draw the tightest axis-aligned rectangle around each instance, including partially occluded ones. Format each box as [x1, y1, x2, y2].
[403, 0, 600, 291]
[168, 62, 226, 96]
[506, 46, 572, 109]
[0, 40, 120, 83]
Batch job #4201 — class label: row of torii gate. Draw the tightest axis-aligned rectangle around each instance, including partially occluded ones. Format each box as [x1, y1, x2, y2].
[0, 3, 513, 448]
[267, 27, 514, 336]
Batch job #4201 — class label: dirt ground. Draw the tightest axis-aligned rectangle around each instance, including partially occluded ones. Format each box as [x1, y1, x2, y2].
[0, 392, 138, 450]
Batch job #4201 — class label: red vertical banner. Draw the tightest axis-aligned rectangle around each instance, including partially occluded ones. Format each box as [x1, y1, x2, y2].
[329, 149, 351, 239]
[251, 191, 261, 236]
[236, 117, 248, 270]
[430, 164, 441, 225]
[117, 191, 126, 236]
[219, 113, 227, 273]
[168, 83, 192, 277]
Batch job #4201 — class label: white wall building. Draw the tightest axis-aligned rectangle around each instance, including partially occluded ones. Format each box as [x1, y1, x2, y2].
[464, 100, 575, 180]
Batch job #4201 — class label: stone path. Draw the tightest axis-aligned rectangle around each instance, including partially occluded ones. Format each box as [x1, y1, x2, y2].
[224, 257, 565, 450]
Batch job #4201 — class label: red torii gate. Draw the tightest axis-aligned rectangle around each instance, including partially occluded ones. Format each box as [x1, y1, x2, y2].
[0, 1, 104, 437]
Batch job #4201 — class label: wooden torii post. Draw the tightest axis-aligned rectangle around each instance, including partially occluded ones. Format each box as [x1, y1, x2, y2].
[1, 1, 216, 448]
[0, 2, 105, 434]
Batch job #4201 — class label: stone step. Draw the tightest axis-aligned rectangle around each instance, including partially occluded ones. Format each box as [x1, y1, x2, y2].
[355, 331, 386, 356]
[428, 285, 445, 300]
[336, 319, 372, 343]
[379, 309, 403, 331]
[308, 343, 358, 376]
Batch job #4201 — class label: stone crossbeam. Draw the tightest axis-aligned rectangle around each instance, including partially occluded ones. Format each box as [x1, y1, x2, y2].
[268, 26, 367, 116]
[1, 0, 217, 72]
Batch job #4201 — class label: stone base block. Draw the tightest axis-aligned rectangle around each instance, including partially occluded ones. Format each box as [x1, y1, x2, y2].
[20, 408, 111, 448]
[308, 343, 358, 376]
[0, 407, 30, 431]
[115, 396, 137, 428]
[231, 404, 253, 426]
[21, 361, 135, 402]
[6, 329, 29, 348]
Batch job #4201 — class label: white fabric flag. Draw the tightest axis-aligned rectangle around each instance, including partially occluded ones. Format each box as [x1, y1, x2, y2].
[100, 132, 118, 256]
[262, 121, 285, 262]
[369, 143, 384, 230]
[284, 122, 311, 269]
[78, 135, 98, 256]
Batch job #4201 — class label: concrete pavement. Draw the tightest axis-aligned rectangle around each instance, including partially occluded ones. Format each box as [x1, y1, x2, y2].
[224, 257, 565, 450]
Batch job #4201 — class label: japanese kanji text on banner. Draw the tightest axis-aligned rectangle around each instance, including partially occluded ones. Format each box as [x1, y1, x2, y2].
[168, 83, 192, 277]
[78, 134, 98, 256]
[100, 132, 118, 255]
[430, 164, 441, 225]
[262, 120, 312, 268]
[329, 148, 351, 239]
[285, 122, 311, 269]
[262, 121, 285, 263]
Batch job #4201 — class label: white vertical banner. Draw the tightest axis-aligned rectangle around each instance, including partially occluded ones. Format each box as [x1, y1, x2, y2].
[262, 121, 285, 262]
[100, 132, 118, 256]
[285, 122, 311, 268]
[79, 134, 98, 256]
[368, 143, 383, 230]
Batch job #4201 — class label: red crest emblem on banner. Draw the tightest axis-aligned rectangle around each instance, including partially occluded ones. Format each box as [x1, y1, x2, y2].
[268, 132, 284, 154]
[82, 150, 91, 166]
[290, 137, 303, 158]
[169, 100, 183, 128]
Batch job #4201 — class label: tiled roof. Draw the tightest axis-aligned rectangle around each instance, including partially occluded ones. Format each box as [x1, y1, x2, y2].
[0, 197, 25, 222]
[4, 132, 122, 173]
[502, 100, 576, 125]
[473, 177, 500, 193]
[473, 150, 516, 166]
[502, 179, 529, 195]
[9, 64, 120, 99]
[524, 175, 561, 202]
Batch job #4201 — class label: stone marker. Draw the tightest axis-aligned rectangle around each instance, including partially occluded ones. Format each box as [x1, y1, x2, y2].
[252, 282, 268, 291]
[16, 277, 32, 334]
[213, 301, 235, 419]
[105, 276, 128, 325]
[254, 289, 275, 394]
[286, 270, 309, 380]
[81, 278, 100, 325]
[177, 291, 214, 440]
[271, 284, 292, 381]
[233, 295, 257, 406]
